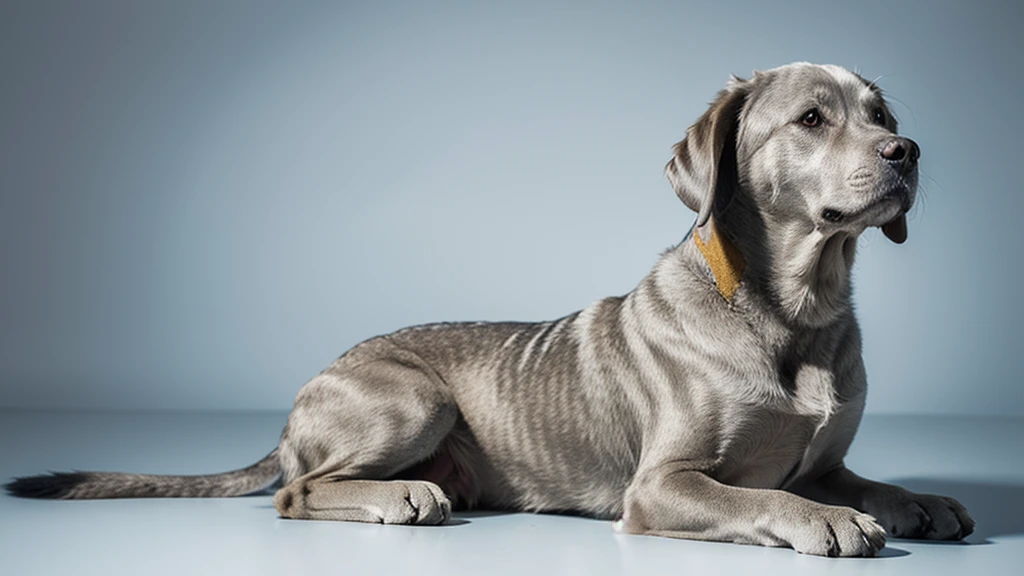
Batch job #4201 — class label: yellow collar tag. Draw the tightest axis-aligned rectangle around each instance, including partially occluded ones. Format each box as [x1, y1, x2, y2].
[693, 222, 746, 302]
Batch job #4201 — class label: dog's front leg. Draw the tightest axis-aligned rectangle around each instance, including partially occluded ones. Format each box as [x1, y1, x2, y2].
[619, 465, 886, 556]
[790, 465, 974, 540]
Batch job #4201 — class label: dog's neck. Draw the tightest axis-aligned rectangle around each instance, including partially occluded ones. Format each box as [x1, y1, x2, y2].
[709, 207, 858, 328]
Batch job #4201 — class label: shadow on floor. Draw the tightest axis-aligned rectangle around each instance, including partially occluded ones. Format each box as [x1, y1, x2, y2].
[889, 477, 1024, 542]
[451, 509, 510, 519]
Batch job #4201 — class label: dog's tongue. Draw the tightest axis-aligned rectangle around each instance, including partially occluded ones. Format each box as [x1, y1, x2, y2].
[881, 214, 907, 244]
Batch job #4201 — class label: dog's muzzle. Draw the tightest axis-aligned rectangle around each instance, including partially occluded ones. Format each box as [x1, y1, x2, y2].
[877, 136, 919, 244]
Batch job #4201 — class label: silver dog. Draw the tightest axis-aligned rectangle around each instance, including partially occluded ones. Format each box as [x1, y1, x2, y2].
[7, 62, 973, 557]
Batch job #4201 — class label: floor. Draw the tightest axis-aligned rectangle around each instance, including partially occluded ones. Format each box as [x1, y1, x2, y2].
[1, 410, 1021, 575]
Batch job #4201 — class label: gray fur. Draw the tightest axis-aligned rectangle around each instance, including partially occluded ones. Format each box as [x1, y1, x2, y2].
[6, 63, 973, 556]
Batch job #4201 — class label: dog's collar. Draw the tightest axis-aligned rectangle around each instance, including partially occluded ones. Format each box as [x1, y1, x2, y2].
[693, 221, 745, 302]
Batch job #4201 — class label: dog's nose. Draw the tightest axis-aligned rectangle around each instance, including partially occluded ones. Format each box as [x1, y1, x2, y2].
[879, 137, 920, 169]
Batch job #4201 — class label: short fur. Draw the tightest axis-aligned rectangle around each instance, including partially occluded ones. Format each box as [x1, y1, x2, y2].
[6, 63, 972, 556]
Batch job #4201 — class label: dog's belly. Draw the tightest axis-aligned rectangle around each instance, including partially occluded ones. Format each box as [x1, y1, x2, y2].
[445, 394, 638, 518]
[396, 411, 635, 517]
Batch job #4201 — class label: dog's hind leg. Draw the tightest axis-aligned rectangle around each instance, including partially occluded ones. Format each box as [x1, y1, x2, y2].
[273, 339, 460, 524]
[275, 477, 451, 524]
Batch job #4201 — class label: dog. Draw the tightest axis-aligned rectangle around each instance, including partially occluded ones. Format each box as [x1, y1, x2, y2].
[6, 62, 974, 557]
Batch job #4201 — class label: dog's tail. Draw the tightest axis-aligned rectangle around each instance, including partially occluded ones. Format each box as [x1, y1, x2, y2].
[3, 449, 281, 500]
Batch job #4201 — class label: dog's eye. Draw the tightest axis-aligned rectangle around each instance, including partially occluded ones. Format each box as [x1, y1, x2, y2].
[800, 109, 822, 128]
[872, 107, 886, 126]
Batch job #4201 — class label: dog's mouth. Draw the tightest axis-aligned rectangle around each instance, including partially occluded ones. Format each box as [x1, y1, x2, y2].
[876, 184, 913, 244]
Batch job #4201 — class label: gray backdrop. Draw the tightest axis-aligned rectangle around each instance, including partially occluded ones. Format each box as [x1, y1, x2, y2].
[1, 0, 1021, 414]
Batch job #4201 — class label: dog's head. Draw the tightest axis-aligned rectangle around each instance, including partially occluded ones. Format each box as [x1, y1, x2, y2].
[666, 62, 917, 245]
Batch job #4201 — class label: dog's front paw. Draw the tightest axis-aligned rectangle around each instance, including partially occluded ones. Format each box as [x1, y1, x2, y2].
[867, 489, 974, 540]
[789, 505, 887, 557]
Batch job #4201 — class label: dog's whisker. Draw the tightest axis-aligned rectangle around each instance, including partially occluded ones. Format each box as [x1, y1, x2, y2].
[886, 94, 918, 129]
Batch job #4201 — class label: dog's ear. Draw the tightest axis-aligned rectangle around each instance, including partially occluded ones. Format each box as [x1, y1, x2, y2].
[665, 78, 750, 227]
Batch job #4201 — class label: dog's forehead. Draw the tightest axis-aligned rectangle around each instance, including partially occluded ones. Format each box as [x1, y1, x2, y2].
[734, 64, 890, 156]
[755, 63, 880, 111]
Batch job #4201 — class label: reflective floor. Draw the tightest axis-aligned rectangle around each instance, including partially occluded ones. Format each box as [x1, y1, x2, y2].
[1, 410, 1021, 575]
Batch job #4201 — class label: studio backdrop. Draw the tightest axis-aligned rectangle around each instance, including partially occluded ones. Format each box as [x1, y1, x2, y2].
[1, 0, 1021, 414]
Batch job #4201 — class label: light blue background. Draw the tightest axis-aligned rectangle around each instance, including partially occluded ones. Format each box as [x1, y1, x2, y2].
[1, 0, 1021, 414]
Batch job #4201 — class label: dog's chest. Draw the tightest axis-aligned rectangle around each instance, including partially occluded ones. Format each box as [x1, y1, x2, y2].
[714, 362, 841, 489]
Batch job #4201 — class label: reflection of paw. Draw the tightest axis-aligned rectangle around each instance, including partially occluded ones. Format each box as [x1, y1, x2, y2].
[790, 505, 887, 557]
[868, 489, 974, 540]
